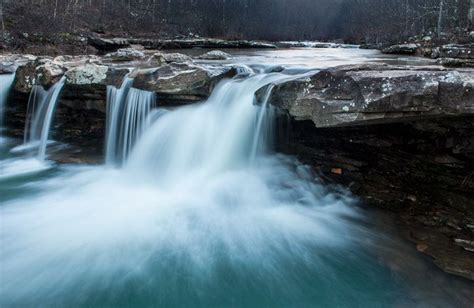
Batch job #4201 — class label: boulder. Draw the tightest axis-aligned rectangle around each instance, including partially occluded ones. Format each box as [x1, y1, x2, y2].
[64, 64, 127, 86]
[131, 63, 237, 103]
[197, 50, 232, 60]
[35, 61, 67, 86]
[0, 62, 17, 74]
[438, 58, 474, 68]
[104, 48, 146, 62]
[146, 52, 193, 68]
[88, 36, 130, 52]
[259, 64, 474, 127]
[14, 58, 58, 92]
[382, 43, 420, 55]
[438, 44, 474, 60]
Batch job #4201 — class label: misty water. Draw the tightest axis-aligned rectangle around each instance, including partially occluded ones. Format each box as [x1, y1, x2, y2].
[0, 49, 472, 307]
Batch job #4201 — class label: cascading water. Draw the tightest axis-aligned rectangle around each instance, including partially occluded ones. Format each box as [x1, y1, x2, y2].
[0, 73, 16, 140]
[106, 78, 156, 165]
[22, 77, 66, 160]
[0, 68, 471, 307]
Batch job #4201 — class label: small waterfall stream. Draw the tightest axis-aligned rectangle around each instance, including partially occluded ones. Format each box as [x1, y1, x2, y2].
[0, 73, 16, 140]
[23, 77, 66, 160]
[106, 78, 156, 165]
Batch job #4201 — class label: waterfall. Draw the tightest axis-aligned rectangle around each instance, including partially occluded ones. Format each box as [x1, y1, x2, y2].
[1, 70, 425, 307]
[106, 78, 156, 165]
[0, 73, 16, 140]
[24, 77, 66, 160]
[126, 73, 293, 182]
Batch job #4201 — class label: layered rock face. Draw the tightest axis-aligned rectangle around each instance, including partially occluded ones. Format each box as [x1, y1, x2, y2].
[88, 36, 277, 52]
[2, 52, 236, 157]
[261, 64, 474, 280]
[260, 64, 473, 127]
[382, 42, 474, 67]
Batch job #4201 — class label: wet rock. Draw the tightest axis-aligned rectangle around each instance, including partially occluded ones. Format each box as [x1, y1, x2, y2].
[260, 64, 474, 127]
[382, 43, 420, 55]
[197, 50, 232, 60]
[131, 63, 236, 103]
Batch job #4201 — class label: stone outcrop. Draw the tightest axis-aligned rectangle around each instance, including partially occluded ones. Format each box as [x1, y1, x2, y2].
[433, 44, 474, 67]
[259, 64, 474, 128]
[88, 36, 277, 52]
[10, 53, 232, 104]
[276, 116, 474, 280]
[130, 63, 236, 103]
[255, 63, 474, 280]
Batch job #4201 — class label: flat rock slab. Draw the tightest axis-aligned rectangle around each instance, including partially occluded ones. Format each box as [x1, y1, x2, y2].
[259, 64, 474, 127]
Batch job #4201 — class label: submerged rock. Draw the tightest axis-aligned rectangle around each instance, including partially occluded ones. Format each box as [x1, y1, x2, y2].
[260, 64, 474, 127]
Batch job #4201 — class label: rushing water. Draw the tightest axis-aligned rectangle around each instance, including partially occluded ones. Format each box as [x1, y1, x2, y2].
[22, 77, 66, 160]
[0, 73, 16, 141]
[0, 50, 473, 307]
[106, 78, 156, 165]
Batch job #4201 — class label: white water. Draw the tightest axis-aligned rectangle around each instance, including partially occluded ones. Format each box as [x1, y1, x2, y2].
[0, 72, 377, 306]
[0, 73, 16, 141]
[23, 77, 66, 160]
[106, 78, 155, 165]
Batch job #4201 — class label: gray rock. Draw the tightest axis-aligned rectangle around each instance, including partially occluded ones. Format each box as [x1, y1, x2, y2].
[104, 48, 146, 62]
[146, 52, 193, 67]
[197, 50, 232, 60]
[88, 36, 130, 52]
[0, 62, 17, 74]
[382, 43, 420, 55]
[259, 64, 474, 127]
[439, 44, 474, 60]
[131, 63, 236, 103]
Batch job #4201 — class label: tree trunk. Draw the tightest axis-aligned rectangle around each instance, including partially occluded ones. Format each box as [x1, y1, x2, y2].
[437, 0, 444, 37]
[0, 0, 4, 38]
[470, 0, 474, 27]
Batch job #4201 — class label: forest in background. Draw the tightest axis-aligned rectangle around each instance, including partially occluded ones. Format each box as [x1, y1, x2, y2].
[0, 0, 473, 52]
